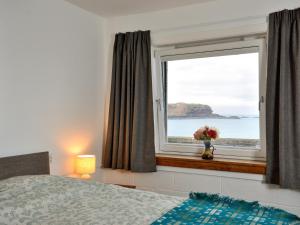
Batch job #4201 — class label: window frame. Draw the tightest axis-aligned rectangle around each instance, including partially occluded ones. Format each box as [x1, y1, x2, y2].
[153, 38, 267, 160]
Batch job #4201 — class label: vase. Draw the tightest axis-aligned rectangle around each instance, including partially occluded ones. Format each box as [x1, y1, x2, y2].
[202, 140, 215, 160]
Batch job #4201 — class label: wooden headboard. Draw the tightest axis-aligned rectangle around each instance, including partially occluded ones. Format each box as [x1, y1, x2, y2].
[0, 152, 50, 180]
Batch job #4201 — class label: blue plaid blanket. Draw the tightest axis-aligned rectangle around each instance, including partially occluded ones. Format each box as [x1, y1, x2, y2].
[152, 193, 300, 225]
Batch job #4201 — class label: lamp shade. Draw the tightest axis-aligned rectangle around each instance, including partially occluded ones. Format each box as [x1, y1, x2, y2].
[75, 155, 96, 178]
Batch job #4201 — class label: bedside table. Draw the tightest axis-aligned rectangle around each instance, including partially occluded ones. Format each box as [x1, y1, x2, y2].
[66, 175, 136, 189]
[113, 184, 136, 189]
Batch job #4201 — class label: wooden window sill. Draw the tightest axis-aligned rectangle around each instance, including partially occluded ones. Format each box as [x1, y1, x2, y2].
[156, 154, 266, 175]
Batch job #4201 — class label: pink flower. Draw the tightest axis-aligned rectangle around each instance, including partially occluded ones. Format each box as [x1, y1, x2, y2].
[193, 126, 219, 140]
[193, 128, 204, 140]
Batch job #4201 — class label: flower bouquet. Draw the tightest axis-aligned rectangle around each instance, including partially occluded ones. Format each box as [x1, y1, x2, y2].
[193, 126, 219, 160]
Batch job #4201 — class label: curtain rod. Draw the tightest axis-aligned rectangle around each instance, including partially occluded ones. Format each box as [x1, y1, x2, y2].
[153, 32, 267, 49]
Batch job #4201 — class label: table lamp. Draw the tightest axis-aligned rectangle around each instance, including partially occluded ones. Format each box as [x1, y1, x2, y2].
[75, 155, 96, 179]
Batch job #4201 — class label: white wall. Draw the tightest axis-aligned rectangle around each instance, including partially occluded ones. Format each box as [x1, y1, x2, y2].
[108, 0, 300, 46]
[100, 0, 300, 216]
[0, 0, 106, 176]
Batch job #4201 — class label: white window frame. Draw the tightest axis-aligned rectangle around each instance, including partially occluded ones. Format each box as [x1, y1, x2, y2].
[153, 38, 267, 160]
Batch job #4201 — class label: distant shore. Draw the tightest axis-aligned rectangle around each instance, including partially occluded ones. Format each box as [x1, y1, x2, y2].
[168, 116, 259, 119]
[168, 115, 240, 119]
[167, 103, 260, 119]
[168, 136, 260, 147]
[168, 103, 241, 119]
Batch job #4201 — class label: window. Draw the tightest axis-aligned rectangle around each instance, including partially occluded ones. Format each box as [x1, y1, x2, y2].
[154, 38, 266, 159]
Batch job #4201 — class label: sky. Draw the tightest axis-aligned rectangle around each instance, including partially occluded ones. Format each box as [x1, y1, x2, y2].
[167, 52, 259, 116]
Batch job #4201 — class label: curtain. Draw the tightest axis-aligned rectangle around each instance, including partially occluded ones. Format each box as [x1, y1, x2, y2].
[266, 8, 300, 189]
[102, 30, 156, 172]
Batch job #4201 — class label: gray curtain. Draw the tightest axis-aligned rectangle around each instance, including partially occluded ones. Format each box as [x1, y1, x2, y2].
[102, 30, 156, 172]
[266, 8, 300, 189]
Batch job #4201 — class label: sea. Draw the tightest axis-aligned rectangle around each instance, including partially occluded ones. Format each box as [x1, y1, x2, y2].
[167, 117, 259, 139]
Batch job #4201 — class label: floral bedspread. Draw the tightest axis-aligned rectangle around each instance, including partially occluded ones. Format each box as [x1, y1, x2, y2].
[0, 175, 183, 225]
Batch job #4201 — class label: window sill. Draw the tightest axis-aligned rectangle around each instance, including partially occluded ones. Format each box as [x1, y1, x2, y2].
[156, 154, 266, 175]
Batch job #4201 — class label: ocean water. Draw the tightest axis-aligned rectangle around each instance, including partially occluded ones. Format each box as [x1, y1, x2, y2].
[167, 118, 259, 139]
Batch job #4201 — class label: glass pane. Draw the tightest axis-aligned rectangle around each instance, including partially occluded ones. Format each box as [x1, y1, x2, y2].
[166, 52, 260, 149]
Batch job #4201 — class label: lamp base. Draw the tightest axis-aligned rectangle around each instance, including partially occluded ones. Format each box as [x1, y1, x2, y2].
[80, 174, 91, 179]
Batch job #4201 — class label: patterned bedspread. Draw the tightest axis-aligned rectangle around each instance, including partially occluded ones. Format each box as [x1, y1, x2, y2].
[0, 175, 183, 225]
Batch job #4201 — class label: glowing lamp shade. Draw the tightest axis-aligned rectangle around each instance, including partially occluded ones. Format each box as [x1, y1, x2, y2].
[75, 155, 96, 179]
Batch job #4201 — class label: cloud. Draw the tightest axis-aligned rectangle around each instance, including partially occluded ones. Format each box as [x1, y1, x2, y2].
[167, 52, 259, 116]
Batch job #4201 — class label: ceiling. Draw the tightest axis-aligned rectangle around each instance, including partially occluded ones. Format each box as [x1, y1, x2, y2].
[65, 0, 213, 17]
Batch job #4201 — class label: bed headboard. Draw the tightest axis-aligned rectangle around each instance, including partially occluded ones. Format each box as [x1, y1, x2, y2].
[0, 152, 50, 180]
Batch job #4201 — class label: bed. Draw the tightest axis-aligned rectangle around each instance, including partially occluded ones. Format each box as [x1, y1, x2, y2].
[0, 152, 299, 225]
[0, 152, 183, 225]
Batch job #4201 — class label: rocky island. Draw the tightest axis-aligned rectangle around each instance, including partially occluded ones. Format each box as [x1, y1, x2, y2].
[168, 103, 239, 119]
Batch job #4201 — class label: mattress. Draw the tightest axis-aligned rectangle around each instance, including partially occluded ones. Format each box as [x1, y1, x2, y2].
[0, 175, 183, 225]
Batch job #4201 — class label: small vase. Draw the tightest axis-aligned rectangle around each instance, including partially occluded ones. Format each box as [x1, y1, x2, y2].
[202, 140, 215, 160]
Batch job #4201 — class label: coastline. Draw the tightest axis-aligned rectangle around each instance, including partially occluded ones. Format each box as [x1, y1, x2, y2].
[168, 116, 241, 119]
